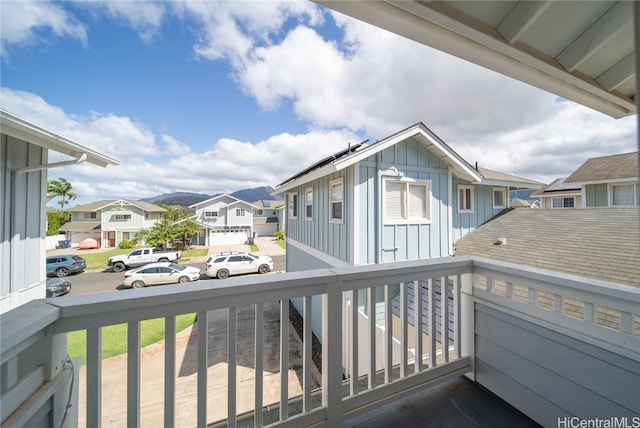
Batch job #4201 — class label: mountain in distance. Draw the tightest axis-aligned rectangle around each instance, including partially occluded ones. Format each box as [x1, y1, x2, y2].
[141, 186, 282, 208]
[510, 189, 540, 201]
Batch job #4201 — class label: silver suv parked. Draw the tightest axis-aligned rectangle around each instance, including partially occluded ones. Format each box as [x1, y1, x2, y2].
[206, 251, 273, 279]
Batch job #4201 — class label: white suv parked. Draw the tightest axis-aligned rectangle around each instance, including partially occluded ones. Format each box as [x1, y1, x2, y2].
[206, 251, 274, 279]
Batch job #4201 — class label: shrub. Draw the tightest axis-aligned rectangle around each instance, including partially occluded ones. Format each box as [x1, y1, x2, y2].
[274, 230, 285, 240]
[119, 239, 135, 249]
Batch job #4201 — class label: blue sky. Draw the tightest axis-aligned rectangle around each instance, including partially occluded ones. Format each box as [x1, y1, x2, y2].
[1, 1, 637, 206]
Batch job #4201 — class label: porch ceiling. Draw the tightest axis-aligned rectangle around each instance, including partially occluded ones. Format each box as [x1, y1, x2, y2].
[315, 1, 637, 119]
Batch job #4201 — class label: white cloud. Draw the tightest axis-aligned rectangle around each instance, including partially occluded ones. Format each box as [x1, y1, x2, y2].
[2, 1, 636, 207]
[2, 87, 357, 205]
[0, 1, 87, 57]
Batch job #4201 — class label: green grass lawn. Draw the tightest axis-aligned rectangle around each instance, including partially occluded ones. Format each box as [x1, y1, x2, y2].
[276, 239, 285, 249]
[81, 248, 209, 270]
[67, 313, 197, 364]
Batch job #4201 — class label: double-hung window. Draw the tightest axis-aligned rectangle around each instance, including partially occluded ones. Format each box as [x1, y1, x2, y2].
[458, 185, 474, 213]
[305, 188, 313, 220]
[384, 178, 431, 223]
[236, 208, 246, 217]
[330, 179, 343, 223]
[288, 192, 298, 219]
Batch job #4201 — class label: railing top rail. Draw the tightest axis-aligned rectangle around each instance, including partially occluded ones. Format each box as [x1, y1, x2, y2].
[1, 300, 59, 365]
[471, 257, 640, 302]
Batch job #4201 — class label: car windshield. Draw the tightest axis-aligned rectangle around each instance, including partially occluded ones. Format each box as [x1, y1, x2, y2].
[167, 263, 185, 271]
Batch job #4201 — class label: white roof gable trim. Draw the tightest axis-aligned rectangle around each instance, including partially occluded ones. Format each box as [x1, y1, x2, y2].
[0, 109, 119, 168]
[274, 123, 482, 193]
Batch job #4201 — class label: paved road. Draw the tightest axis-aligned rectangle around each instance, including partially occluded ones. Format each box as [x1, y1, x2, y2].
[63, 255, 285, 296]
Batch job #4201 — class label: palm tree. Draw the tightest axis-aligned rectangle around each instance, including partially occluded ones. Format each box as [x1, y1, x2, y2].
[47, 178, 77, 209]
[174, 220, 202, 250]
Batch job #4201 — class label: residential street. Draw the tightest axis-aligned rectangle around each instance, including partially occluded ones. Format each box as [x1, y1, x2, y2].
[46, 236, 286, 297]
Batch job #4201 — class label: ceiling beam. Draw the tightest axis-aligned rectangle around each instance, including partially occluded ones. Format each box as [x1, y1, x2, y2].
[557, 1, 632, 72]
[598, 53, 635, 91]
[497, 1, 553, 45]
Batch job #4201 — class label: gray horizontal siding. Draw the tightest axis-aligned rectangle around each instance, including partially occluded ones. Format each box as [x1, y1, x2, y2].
[475, 303, 640, 426]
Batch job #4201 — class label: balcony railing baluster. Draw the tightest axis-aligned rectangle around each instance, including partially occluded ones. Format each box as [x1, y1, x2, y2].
[3, 257, 637, 427]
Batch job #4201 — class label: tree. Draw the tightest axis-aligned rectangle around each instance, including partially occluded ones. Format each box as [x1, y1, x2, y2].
[47, 178, 77, 209]
[135, 205, 202, 249]
[173, 220, 202, 250]
[46, 210, 71, 236]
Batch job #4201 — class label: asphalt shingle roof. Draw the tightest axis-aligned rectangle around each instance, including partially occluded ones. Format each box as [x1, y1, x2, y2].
[565, 152, 639, 183]
[454, 208, 640, 287]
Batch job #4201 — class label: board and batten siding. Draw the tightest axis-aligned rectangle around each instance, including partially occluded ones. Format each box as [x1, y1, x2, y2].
[452, 177, 504, 243]
[103, 205, 150, 230]
[475, 303, 640, 426]
[286, 168, 352, 269]
[1, 136, 47, 313]
[357, 137, 451, 264]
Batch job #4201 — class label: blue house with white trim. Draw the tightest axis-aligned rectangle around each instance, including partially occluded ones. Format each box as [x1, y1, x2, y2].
[273, 123, 543, 272]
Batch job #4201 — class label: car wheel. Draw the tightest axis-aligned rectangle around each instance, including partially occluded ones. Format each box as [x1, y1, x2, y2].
[113, 262, 126, 273]
[56, 267, 70, 277]
[158, 257, 169, 262]
[178, 276, 189, 284]
[258, 264, 270, 274]
[217, 269, 230, 279]
[131, 280, 145, 289]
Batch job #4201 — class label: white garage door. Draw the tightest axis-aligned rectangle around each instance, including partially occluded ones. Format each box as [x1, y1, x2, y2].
[254, 224, 278, 237]
[209, 230, 249, 245]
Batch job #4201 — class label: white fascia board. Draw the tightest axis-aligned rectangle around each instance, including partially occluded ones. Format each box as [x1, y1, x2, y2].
[274, 122, 483, 192]
[189, 194, 240, 209]
[479, 179, 544, 189]
[0, 109, 119, 167]
[226, 200, 258, 209]
[332, 123, 482, 183]
[571, 177, 640, 186]
[273, 163, 340, 194]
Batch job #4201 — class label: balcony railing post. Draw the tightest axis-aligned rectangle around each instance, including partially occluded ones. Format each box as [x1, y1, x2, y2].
[322, 278, 343, 425]
[460, 272, 475, 380]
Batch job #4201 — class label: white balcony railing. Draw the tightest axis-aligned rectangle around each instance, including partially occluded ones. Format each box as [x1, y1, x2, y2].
[2, 256, 639, 427]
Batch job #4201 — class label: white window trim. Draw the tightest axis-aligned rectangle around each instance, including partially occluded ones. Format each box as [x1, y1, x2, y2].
[305, 188, 313, 221]
[383, 177, 432, 225]
[609, 183, 638, 206]
[552, 196, 575, 208]
[288, 192, 298, 219]
[492, 187, 507, 209]
[458, 185, 475, 213]
[329, 178, 344, 224]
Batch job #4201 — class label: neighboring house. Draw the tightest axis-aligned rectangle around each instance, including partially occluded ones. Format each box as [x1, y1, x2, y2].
[531, 177, 583, 208]
[509, 198, 540, 208]
[252, 199, 285, 236]
[273, 122, 543, 272]
[454, 207, 640, 287]
[0, 109, 118, 314]
[190, 194, 257, 245]
[564, 151, 639, 207]
[59, 200, 165, 248]
[273, 122, 542, 340]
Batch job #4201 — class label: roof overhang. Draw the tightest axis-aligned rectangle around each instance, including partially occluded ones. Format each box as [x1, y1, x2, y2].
[273, 122, 483, 194]
[0, 109, 119, 167]
[315, 1, 637, 119]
